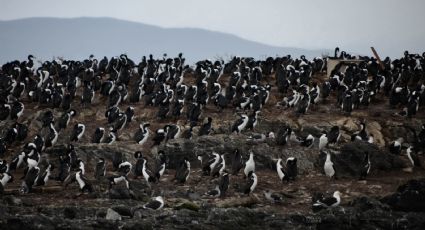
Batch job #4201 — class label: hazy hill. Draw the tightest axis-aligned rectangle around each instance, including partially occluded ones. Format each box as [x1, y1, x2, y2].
[0, 17, 327, 64]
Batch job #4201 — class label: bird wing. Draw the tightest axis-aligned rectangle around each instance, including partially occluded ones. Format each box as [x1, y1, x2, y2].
[317, 197, 337, 207]
[63, 173, 76, 187]
[144, 200, 162, 209]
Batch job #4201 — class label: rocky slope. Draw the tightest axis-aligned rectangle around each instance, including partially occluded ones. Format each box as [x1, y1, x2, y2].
[0, 70, 425, 229]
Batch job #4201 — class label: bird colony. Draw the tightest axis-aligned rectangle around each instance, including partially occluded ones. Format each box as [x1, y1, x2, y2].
[0, 49, 424, 213]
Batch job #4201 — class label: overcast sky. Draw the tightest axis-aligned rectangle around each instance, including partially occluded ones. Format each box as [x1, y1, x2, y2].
[1, 0, 424, 57]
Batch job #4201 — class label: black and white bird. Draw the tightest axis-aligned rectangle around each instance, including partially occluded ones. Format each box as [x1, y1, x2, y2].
[319, 132, 329, 150]
[389, 138, 403, 155]
[8, 152, 26, 172]
[10, 101, 24, 120]
[243, 171, 257, 195]
[134, 123, 150, 145]
[14, 122, 28, 141]
[198, 117, 213, 136]
[154, 151, 167, 180]
[92, 127, 105, 143]
[108, 175, 130, 190]
[35, 163, 53, 186]
[143, 196, 164, 210]
[70, 123, 85, 142]
[57, 109, 76, 131]
[218, 172, 229, 197]
[94, 158, 106, 180]
[134, 151, 145, 179]
[312, 191, 341, 209]
[112, 112, 127, 133]
[246, 110, 260, 130]
[0, 172, 14, 190]
[125, 106, 135, 123]
[76, 159, 85, 175]
[276, 158, 289, 182]
[45, 122, 58, 147]
[210, 154, 226, 178]
[231, 114, 248, 134]
[142, 158, 158, 184]
[75, 169, 93, 193]
[118, 161, 132, 176]
[351, 122, 368, 141]
[205, 185, 221, 198]
[323, 151, 336, 179]
[20, 166, 40, 193]
[198, 152, 219, 176]
[104, 128, 117, 145]
[81, 83, 94, 106]
[407, 146, 421, 167]
[327, 126, 341, 145]
[264, 190, 283, 204]
[152, 128, 167, 146]
[165, 124, 181, 141]
[286, 157, 298, 181]
[57, 156, 71, 182]
[0, 104, 11, 120]
[230, 149, 244, 175]
[174, 158, 190, 184]
[359, 151, 371, 180]
[244, 152, 255, 177]
[298, 134, 315, 148]
[276, 126, 292, 146]
[33, 134, 45, 153]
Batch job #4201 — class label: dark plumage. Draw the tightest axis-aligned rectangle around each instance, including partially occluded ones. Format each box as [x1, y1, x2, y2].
[243, 171, 257, 194]
[198, 117, 213, 136]
[230, 149, 244, 175]
[174, 158, 190, 184]
[92, 127, 105, 143]
[57, 110, 76, 131]
[70, 123, 85, 142]
[94, 158, 106, 180]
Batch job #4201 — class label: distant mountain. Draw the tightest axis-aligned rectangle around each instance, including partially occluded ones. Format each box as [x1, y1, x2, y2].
[0, 17, 328, 64]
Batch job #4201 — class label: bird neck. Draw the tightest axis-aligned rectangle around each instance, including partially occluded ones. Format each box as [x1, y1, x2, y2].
[326, 153, 331, 162]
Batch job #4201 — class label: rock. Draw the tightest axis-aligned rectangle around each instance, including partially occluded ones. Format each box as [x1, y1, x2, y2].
[112, 205, 133, 217]
[106, 208, 122, 221]
[367, 121, 385, 147]
[109, 188, 133, 200]
[318, 141, 406, 178]
[382, 178, 425, 212]
[161, 134, 316, 174]
[122, 221, 153, 230]
[3, 196, 22, 206]
[174, 200, 200, 212]
[63, 207, 77, 219]
[336, 117, 358, 133]
[216, 196, 260, 208]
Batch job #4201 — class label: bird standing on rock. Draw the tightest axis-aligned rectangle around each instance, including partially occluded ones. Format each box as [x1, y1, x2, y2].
[276, 158, 289, 182]
[70, 123, 85, 142]
[231, 114, 248, 134]
[174, 158, 190, 184]
[359, 151, 371, 180]
[323, 151, 336, 179]
[243, 171, 257, 195]
[143, 196, 164, 210]
[95, 158, 106, 180]
[312, 191, 341, 209]
[244, 152, 255, 177]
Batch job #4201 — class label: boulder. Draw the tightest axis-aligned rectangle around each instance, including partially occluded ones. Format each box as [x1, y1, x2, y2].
[160, 134, 316, 174]
[317, 141, 405, 178]
[106, 208, 122, 221]
[382, 178, 425, 212]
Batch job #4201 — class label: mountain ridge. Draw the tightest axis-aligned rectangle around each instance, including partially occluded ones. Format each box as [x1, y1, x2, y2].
[0, 17, 328, 64]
